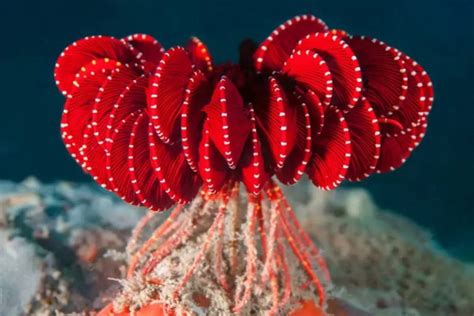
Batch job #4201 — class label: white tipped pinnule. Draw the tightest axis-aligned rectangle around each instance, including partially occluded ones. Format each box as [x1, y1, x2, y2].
[148, 46, 194, 144]
[283, 49, 333, 107]
[307, 106, 351, 191]
[148, 121, 202, 204]
[203, 76, 251, 171]
[263, 76, 294, 169]
[54, 36, 137, 95]
[254, 14, 329, 72]
[91, 64, 142, 152]
[295, 31, 363, 111]
[276, 92, 313, 185]
[187, 36, 214, 73]
[106, 110, 144, 206]
[127, 112, 173, 211]
[241, 105, 268, 195]
[121, 33, 165, 70]
[345, 98, 381, 182]
[60, 58, 122, 172]
[345, 36, 409, 117]
[103, 75, 147, 150]
[216, 77, 237, 170]
[180, 70, 207, 173]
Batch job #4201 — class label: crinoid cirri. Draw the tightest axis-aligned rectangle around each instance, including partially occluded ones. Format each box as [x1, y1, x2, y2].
[54, 13, 433, 315]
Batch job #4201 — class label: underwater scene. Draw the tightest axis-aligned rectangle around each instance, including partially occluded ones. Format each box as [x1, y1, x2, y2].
[0, 0, 473, 315]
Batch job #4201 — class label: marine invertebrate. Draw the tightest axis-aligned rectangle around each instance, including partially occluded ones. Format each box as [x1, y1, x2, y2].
[54, 14, 433, 314]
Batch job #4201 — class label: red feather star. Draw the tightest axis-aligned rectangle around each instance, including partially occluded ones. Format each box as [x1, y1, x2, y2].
[55, 15, 433, 211]
[54, 15, 435, 312]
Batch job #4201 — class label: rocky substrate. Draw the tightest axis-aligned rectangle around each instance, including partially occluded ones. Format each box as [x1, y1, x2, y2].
[0, 178, 472, 316]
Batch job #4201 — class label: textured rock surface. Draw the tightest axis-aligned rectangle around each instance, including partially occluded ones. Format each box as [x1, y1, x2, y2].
[0, 178, 143, 315]
[286, 183, 474, 316]
[0, 178, 473, 315]
[0, 231, 43, 316]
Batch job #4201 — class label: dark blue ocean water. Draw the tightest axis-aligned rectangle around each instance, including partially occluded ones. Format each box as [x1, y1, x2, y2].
[1, 0, 472, 259]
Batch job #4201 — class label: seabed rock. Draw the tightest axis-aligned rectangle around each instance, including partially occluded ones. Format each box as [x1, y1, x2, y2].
[0, 178, 472, 316]
[285, 184, 474, 315]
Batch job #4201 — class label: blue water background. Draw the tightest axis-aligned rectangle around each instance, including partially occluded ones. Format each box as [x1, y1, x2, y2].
[0, 0, 473, 259]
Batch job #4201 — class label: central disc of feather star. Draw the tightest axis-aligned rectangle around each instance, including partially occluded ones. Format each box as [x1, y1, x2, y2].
[54, 13, 433, 314]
